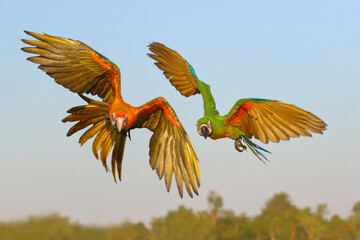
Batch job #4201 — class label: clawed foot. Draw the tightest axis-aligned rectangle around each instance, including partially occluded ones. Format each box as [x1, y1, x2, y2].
[235, 138, 247, 152]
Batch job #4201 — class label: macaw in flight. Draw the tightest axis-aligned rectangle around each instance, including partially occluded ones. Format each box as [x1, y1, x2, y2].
[21, 31, 200, 198]
[148, 42, 327, 162]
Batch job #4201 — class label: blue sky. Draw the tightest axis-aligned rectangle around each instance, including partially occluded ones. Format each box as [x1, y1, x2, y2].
[1, 0, 359, 225]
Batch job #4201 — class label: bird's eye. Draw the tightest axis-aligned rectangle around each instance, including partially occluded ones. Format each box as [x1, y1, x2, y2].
[111, 113, 116, 126]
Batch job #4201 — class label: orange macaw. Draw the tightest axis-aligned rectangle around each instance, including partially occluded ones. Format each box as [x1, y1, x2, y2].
[21, 31, 200, 198]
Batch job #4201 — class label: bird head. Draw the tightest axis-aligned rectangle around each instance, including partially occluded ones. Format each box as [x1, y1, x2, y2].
[111, 112, 128, 132]
[196, 119, 212, 139]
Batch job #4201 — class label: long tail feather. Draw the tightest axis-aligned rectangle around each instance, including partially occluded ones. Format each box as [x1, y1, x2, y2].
[241, 136, 271, 163]
[62, 95, 123, 176]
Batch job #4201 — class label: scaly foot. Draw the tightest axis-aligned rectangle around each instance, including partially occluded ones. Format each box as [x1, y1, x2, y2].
[235, 138, 247, 152]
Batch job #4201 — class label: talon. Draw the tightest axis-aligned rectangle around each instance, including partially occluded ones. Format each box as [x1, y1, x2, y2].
[235, 138, 247, 152]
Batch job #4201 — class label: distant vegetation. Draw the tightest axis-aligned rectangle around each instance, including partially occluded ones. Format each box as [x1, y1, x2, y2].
[1, 192, 359, 240]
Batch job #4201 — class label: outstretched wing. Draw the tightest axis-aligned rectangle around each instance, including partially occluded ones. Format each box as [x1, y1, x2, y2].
[62, 95, 126, 182]
[148, 42, 200, 97]
[225, 98, 327, 144]
[132, 97, 200, 198]
[21, 31, 120, 103]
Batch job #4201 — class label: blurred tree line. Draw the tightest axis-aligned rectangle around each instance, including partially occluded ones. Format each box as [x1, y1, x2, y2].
[1, 192, 360, 240]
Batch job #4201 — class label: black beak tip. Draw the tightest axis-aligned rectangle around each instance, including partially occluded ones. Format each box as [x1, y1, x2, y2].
[201, 126, 209, 139]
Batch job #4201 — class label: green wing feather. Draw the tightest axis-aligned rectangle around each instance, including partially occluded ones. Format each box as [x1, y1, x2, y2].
[225, 98, 327, 144]
[131, 97, 200, 198]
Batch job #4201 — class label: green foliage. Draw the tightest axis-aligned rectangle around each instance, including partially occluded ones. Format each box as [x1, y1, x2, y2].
[353, 202, 360, 215]
[253, 192, 297, 239]
[1, 193, 359, 240]
[321, 215, 355, 240]
[349, 202, 360, 240]
[104, 221, 150, 240]
[0, 214, 103, 240]
[0, 214, 148, 240]
[208, 191, 224, 225]
[151, 205, 212, 240]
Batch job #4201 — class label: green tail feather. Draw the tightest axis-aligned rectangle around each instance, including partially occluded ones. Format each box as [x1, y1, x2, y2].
[241, 136, 271, 163]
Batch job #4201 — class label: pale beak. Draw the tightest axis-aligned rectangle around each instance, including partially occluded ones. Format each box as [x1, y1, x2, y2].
[111, 113, 127, 133]
[115, 117, 125, 132]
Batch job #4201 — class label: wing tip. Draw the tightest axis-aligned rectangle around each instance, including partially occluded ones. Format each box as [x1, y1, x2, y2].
[23, 30, 31, 35]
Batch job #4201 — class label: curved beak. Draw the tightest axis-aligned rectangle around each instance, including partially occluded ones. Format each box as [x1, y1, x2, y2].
[111, 113, 127, 133]
[115, 117, 125, 132]
[201, 126, 210, 139]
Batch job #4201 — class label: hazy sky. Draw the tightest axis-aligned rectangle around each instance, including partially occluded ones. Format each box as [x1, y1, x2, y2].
[1, 0, 359, 225]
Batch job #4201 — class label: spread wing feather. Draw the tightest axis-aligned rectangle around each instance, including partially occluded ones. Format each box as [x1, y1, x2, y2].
[132, 97, 200, 198]
[21, 31, 118, 103]
[225, 99, 327, 144]
[148, 42, 200, 97]
[62, 95, 126, 181]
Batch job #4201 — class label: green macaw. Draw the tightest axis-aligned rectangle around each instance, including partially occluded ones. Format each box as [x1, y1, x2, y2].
[148, 42, 327, 162]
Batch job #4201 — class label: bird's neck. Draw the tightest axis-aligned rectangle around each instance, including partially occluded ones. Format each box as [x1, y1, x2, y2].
[197, 80, 219, 116]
